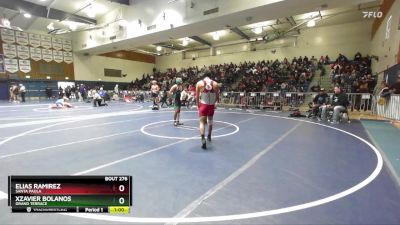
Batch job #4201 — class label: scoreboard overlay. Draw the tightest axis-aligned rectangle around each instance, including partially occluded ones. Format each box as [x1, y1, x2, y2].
[8, 176, 132, 213]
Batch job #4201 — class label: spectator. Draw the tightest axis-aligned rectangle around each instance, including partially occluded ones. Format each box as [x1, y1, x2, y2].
[79, 84, 86, 102]
[45, 86, 53, 100]
[312, 88, 329, 120]
[324, 55, 330, 64]
[70, 85, 76, 100]
[336, 53, 348, 63]
[87, 89, 94, 103]
[58, 86, 64, 98]
[354, 52, 362, 61]
[389, 73, 400, 94]
[321, 86, 349, 124]
[377, 82, 392, 106]
[65, 86, 71, 99]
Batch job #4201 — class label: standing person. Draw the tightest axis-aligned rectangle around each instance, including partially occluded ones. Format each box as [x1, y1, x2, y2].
[196, 76, 220, 149]
[79, 84, 87, 102]
[150, 80, 160, 110]
[114, 84, 119, 95]
[160, 88, 169, 108]
[70, 85, 76, 100]
[45, 86, 52, 100]
[78, 84, 83, 102]
[169, 77, 184, 126]
[180, 86, 189, 107]
[19, 84, 26, 103]
[58, 86, 64, 98]
[65, 86, 71, 99]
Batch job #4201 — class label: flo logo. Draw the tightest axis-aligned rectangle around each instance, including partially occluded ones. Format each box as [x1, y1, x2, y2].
[363, 11, 383, 18]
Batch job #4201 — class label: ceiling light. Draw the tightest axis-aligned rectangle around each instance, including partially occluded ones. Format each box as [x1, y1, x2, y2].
[23, 13, 32, 18]
[213, 32, 220, 41]
[182, 38, 189, 46]
[47, 22, 54, 31]
[40, 0, 47, 2]
[46, 76, 51, 79]
[307, 19, 316, 27]
[217, 30, 227, 36]
[156, 46, 162, 51]
[119, 20, 128, 27]
[25, 75, 31, 79]
[86, 5, 96, 18]
[69, 23, 77, 31]
[87, 9, 95, 18]
[253, 27, 263, 34]
[1, 18, 10, 27]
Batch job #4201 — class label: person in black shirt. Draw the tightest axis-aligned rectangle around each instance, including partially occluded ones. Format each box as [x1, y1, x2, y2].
[169, 78, 184, 126]
[312, 88, 329, 119]
[321, 86, 349, 124]
[354, 52, 362, 61]
[45, 86, 52, 100]
[160, 88, 169, 108]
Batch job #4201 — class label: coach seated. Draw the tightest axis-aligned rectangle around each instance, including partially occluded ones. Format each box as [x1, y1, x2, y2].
[320, 86, 349, 124]
[311, 88, 329, 119]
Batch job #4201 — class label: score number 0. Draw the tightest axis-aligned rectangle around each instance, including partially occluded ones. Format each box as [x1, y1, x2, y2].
[118, 184, 125, 205]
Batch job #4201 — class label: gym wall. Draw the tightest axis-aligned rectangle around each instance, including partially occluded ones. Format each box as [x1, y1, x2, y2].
[73, 53, 155, 82]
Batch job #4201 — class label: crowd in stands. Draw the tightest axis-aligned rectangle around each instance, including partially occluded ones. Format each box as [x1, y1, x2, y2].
[129, 56, 319, 93]
[329, 52, 376, 93]
[127, 53, 376, 94]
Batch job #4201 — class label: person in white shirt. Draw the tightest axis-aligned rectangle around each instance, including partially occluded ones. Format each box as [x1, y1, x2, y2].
[19, 84, 26, 102]
[114, 84, 119, 95]
[93, 90, 108, 107]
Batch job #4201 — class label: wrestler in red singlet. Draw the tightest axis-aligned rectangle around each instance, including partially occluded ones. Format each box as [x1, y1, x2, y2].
[195, 77, 220, 149]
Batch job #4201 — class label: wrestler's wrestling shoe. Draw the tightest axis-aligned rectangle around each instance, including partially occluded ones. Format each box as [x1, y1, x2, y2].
[201, 138, 207, 149]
